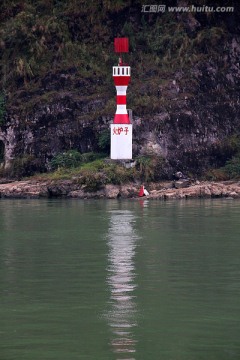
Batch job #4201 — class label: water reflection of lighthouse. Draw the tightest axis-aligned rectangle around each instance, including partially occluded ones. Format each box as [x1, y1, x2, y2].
[107, 210, 138, 357]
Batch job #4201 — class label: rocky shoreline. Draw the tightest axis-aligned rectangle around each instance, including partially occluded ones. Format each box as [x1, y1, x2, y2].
[0, 179, 240, 200]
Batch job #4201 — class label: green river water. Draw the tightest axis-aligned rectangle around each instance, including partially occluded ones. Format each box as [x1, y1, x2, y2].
[0, 198, 240, 360]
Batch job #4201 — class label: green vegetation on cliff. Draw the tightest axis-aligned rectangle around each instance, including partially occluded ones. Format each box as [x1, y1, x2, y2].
[1, 0, 237, 107]
[31, 152, 169, 190]
[0, 0, 239, 180]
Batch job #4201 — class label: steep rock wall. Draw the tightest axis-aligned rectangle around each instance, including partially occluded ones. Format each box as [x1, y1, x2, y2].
[0, 2, 240, 178]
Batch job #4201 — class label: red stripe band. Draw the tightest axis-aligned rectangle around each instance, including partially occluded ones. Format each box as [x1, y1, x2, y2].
[113, 114, 130, 124]
[116, 95, 126, 105]
[113, 76, 130, 86]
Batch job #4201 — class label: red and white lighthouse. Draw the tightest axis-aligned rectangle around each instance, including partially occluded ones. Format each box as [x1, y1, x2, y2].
[111, 38, 132, 160]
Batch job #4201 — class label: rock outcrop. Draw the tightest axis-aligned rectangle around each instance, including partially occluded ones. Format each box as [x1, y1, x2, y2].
[148, 181, 240, 200]
[1, 180, 240, 200]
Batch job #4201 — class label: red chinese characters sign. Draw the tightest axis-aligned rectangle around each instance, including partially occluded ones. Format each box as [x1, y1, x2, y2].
[112, 126, 129, 135]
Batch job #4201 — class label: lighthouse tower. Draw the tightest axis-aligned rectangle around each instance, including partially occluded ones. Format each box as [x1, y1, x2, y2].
[110, 38, 132, 160]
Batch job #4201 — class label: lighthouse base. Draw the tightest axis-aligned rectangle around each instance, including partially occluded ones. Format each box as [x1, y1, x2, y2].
[110, 124, 132, 160]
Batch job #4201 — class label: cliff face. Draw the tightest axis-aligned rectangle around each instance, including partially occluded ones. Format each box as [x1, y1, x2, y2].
[134, 36, 240, 174]
[0, 0, 239, 177]
[1, 91, 108, 169]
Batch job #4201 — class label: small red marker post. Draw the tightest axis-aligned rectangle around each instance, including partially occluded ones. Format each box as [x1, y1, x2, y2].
[138, 185, 144, 197]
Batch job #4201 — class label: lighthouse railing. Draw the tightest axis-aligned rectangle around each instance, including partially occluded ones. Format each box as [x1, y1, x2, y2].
[112, 66, 131, 76]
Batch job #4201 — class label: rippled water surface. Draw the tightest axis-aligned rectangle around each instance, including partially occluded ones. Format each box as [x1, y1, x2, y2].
[1, 198, 240, 359]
